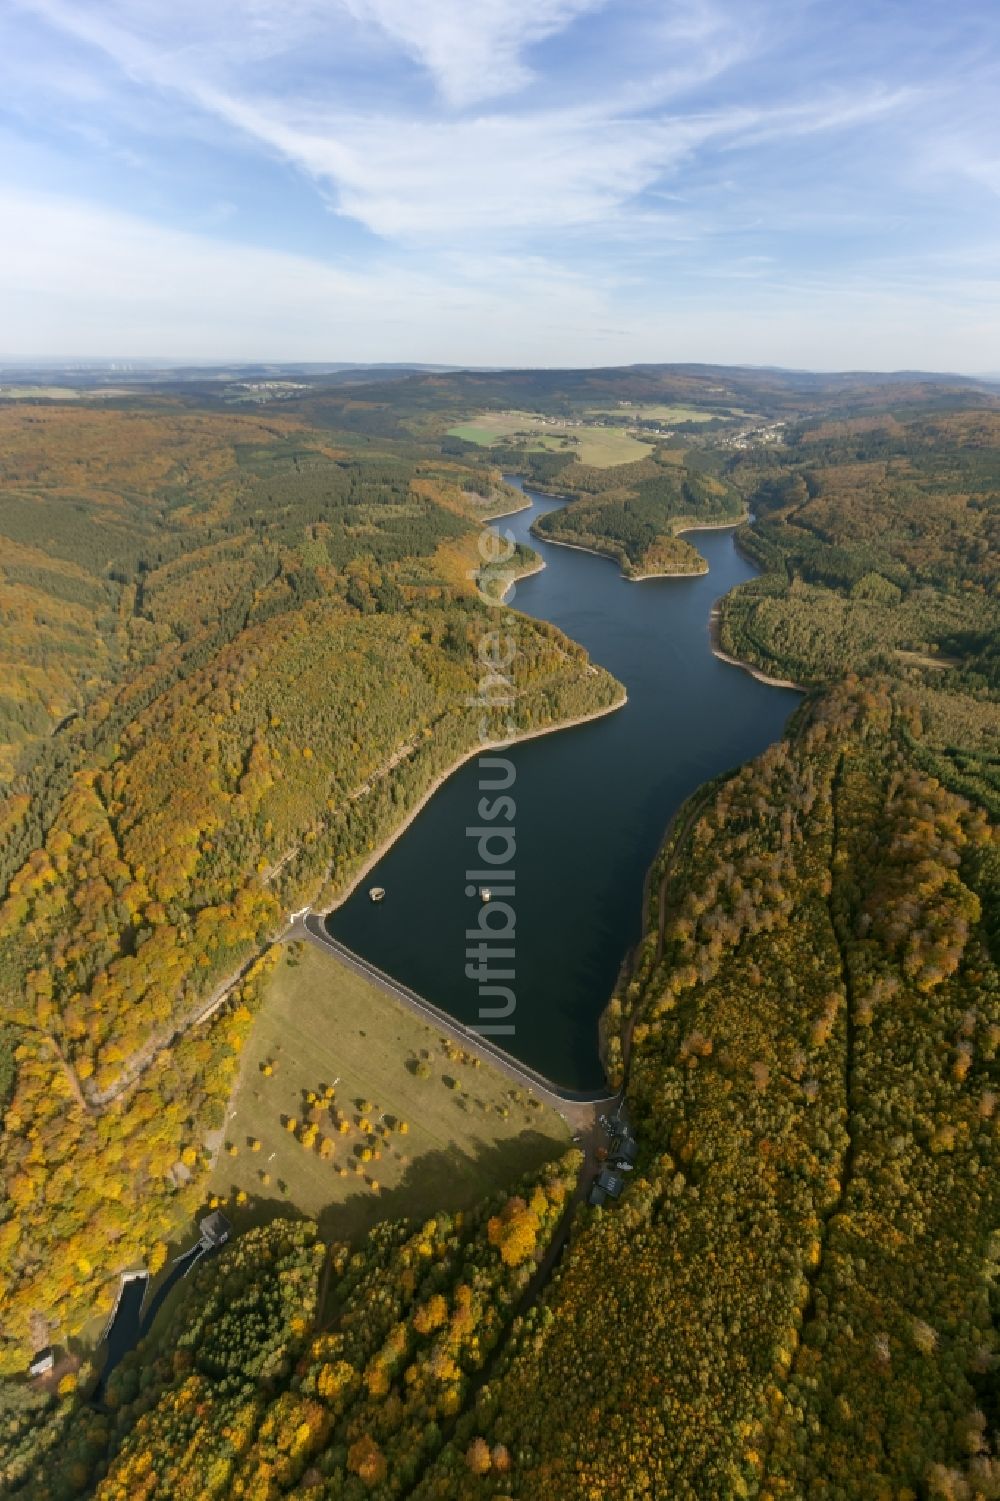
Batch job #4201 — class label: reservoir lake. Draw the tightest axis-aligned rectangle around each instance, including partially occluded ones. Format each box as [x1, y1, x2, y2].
[327, 480, 799, 1090]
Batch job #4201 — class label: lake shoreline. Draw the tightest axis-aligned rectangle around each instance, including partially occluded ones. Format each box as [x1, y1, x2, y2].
[531, 511, 748, 582]
[628, 565, 706, 581]
[530, 527, 706, 580]
[478, 492, 532, 521]
[327, 479, 800, 1089]
[317, 688, 629, 917]
[676, 512, 748, 535]
[501, 557, 545, 597]
[708, 605, 806, 692]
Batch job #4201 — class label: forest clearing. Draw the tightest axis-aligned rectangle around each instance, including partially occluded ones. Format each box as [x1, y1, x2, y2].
[447, 409, 652, 466]
[207, 944, 570, 1241]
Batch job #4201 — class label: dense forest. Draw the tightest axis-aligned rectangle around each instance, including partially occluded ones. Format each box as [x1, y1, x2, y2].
[13, 1153, 580, 1499]
[718, 413, 999, 676]
[413, 679, 999, 1498]
[288, 364, 1000, 431]
[1, 373, 998, 1498]
[0, 401, 619, 1382]
[716, 411, 999, 821]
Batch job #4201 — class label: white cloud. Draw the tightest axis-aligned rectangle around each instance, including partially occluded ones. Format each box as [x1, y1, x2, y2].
[10, 0, 706, 236]
[0, 187, 614, 361]
[6, 0, 1000, 367]
[3, 185, 997, 370]
[188, 87, 920, 242]
[925, 136, 1000, 202]
[11, 0, 920, 244]
[337, 0, 608, 107]
[17, 0, 610, 107]
[262, 109, 716, 237]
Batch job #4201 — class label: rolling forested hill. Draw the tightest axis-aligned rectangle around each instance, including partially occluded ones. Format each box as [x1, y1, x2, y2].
[416, 680, 998, 1498]
[0, 398, 619, 1384]
[2, 369, 998, 1500]
[719, 410, 1000, 815]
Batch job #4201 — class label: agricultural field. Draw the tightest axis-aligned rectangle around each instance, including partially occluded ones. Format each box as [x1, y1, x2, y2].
[0, 386, 132, 399]
[590, 403, 732, 423]
[207, 943, 570, 1241]
[446, 409, 652, 466]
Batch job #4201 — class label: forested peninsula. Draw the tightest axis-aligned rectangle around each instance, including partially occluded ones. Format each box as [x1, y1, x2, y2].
[528, 450, 744, 579]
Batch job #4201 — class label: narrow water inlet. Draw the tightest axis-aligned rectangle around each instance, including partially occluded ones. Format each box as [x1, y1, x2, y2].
[328, 480, 799, 1090]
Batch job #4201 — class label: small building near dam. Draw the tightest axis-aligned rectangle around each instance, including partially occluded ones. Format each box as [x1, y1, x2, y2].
[198, 1211, 232, 1249]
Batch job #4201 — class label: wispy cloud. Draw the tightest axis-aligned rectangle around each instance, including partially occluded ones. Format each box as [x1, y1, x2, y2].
[338, 0, 608, 107]
[12, 0, 918, 241]
[5, 182, 996, 370]
[0, 186, 617, 360]
[4, 0, 1000, 365]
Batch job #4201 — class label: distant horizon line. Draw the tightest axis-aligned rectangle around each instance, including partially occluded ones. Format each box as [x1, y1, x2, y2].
[1, 357, 998, 382]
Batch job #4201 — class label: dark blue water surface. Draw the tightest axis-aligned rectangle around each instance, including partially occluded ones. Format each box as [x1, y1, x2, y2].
[328, 481, 799, 1089]
[97, 1242, 222, 1393]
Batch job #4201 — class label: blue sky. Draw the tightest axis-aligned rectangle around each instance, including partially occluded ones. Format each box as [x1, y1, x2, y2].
[2, 0, 999, 368]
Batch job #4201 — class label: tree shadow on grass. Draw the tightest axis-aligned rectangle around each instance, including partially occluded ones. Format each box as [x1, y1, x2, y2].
[324, 1128, 567, 1242]
[112, 1129, 569, 1386]
[216, 1127, 568, 1247]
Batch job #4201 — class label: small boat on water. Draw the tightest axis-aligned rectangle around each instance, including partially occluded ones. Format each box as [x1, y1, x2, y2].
[479, 887, 492, 903]
[369, 887, 386, 903]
